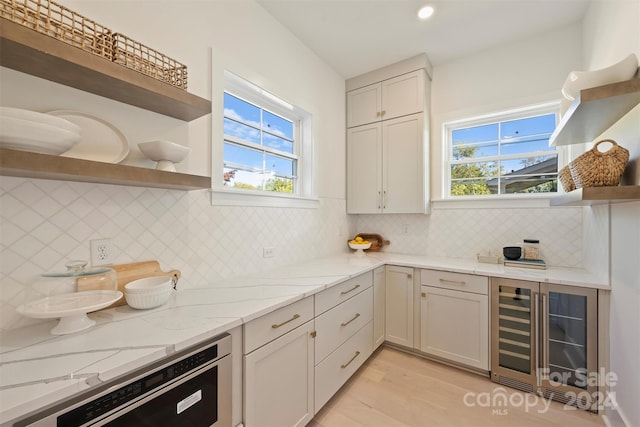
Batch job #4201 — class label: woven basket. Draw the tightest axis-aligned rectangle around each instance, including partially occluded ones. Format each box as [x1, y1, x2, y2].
[569, 139, 629, 188]
[558, 164, 576, 192]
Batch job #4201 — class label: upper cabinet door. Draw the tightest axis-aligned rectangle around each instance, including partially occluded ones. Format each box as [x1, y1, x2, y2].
[347, 123, 383, 214]
[347, 83, 382, 128]
[381, 70, 425, 121]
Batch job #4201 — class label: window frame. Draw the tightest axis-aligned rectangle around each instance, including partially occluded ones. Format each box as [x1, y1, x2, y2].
[442, 102, 564, 201]
[212, 70, 317, 208]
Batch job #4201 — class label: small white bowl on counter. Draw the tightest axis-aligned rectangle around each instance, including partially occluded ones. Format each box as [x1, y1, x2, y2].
[124, 276, 173, 309]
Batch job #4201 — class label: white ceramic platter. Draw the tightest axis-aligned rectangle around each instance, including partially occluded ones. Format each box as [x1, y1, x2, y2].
[48, 110, 130, 163]
[17, 290, 123, 335]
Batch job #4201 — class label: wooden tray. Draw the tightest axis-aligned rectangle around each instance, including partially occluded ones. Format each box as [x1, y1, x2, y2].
[77, 260, 180, 309]
[355, 233, 390, 252]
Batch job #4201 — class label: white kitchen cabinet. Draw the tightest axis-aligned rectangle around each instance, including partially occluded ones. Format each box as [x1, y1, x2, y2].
[385, 265, 414, 348]
[346, 67, 429, 215]
[373, 266, 386, 349]
[420, 270, 489, 370]
[313, 271, 374, 414]
[347, 113, 425, 213]
[347, 70, 425, 128]
[244, 320, 315, 427]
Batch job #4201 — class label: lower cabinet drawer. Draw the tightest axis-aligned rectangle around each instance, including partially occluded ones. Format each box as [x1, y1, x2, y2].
[315, 287, 373, 363]
[314, 321, 373, 413]
[421, 269, 488, 295]
[315, 271, 372, 315]
[244, 297, 314, 354]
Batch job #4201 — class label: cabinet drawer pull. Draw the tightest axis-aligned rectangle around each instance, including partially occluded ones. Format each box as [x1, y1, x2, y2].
[340, 284, 361, 295]
[439, 278, 466, 286]
[421, 292, 426, 298]
[340, 312, 361, 327]
[341, 351, 361, 369]
[271, 313, 300, 329]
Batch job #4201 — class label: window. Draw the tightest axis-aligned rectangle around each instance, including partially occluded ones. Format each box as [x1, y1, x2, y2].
[444, 104, 559, 198]
[221, 71, 312, 200]
[223, 92, 298, 194]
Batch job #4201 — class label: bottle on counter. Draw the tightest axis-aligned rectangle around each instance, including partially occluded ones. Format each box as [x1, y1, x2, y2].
[522, 239, 540, 260]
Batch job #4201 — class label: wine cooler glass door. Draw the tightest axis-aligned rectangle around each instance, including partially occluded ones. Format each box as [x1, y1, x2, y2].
[541, 284, 597, 396]
[491, 278, 538, 387]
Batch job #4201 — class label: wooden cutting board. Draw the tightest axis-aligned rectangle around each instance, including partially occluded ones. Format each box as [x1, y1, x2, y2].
[77, 260, 181, 308]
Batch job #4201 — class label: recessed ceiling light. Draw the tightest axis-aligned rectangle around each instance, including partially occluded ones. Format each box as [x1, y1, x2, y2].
[417, 5, 434, 20]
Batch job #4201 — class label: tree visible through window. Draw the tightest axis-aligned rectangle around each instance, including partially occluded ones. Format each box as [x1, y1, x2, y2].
[447, 109, 558, 197]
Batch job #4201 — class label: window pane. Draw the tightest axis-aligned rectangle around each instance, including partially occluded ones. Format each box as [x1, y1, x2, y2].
[453, 123, 498, 145]
[263, 133, 294, 154]
[450, 177, 496, 196]
[224, 142, 262, 170]
[263, 110, 293, 141]
[501, 134, 555, 156]
[451, 161, 499, 180]
[224, 118, 260, 144]
[453, 142, 498, 159]
[503, 176, 558, 194]
[501, 114, 555, 139]
[500, 155, 558, 176]
[265, 154, 295, 179]
[224, 93, 260, 126]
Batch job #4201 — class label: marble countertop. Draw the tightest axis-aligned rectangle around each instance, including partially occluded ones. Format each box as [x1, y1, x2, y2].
[0, 253, 608, 424]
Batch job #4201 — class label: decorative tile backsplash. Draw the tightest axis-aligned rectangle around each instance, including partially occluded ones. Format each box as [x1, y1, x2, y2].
[357, 205, 583, 267]
[1, 177, 585, 332]
[0, 177, 354, 331]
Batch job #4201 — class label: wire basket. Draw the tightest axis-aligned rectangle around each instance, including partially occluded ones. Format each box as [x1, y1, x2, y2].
[569, 139, 629, 188]
[0, 0, 113, 59]
[112, 33, 188, 90]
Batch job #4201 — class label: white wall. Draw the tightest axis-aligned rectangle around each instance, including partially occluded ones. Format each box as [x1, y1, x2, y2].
[0, 0, 353, 332]
[357, 23, 586, 266]
[582, 2, 640, 426]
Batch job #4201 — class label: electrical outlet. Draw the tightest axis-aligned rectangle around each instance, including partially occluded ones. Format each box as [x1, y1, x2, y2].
[91, 238, 116, 266]
[402, 224, 410, 234]
[263, 247, 275, 258]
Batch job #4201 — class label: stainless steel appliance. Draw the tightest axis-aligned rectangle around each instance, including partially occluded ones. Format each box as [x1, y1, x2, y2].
[13, 333, 232, 426]
[491, 278, 598, 410]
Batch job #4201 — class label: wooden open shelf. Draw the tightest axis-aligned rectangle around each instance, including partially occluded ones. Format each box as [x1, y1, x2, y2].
[550, 186, 640, 206]
[0, 148, 211, 190]
[0, 19, 211, 121]
[550, 78, 640, 146]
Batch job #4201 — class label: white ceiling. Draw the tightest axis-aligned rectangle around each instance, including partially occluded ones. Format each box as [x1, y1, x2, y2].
[256, 0, 590, 79]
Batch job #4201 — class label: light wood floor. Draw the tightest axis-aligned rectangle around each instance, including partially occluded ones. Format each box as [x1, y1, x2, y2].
[310, 346, 605, 427]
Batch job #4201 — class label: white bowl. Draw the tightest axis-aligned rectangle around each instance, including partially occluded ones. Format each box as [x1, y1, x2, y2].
[124, 276, 173, 294]
[138, 140, 191, 172]
[0, 116, 81, 155]
[348, 242, 372, 250]
[1, 107, 81, 134]
[125, 288, 172, 309]
[561, 53, 638, 101]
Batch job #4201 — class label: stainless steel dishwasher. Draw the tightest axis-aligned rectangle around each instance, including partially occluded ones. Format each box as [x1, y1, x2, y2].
[13, 333, 232, 427]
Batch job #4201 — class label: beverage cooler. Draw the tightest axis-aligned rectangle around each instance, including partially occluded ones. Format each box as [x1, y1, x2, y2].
[490, 277, 598, 410]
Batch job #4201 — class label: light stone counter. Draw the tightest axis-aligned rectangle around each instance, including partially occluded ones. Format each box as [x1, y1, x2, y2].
[0, 253, 607, 424]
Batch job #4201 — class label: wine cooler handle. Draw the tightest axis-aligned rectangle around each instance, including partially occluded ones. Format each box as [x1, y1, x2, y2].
[542, 293, 548, 375]
[534, 292, 540, 374]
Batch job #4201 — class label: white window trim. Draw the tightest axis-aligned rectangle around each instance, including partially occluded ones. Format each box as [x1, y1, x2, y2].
[212, 70, 317, 209]
[441, 101, 566, 205]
